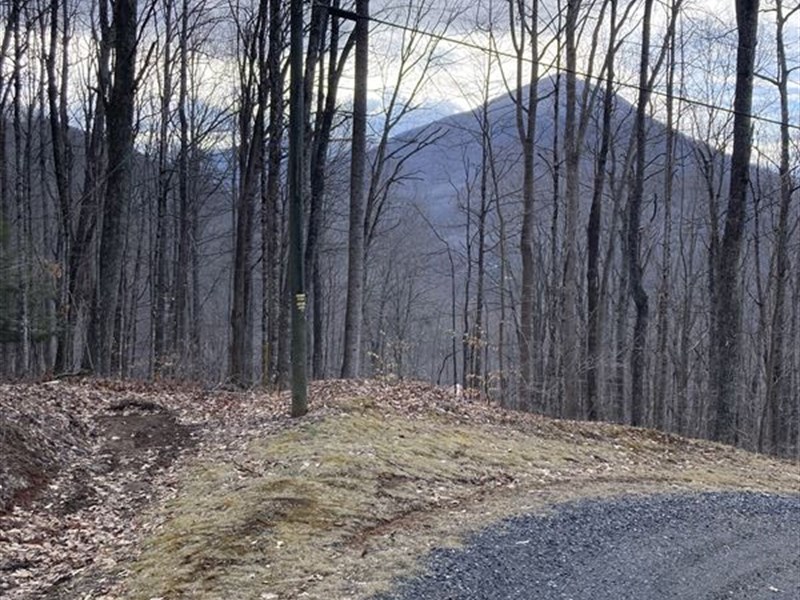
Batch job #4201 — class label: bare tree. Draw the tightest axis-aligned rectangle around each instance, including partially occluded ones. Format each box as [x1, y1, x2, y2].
[173, 0, 193, 367]
[625, 0, 683, 426]
[341, 0, 369, 378]
[11, 0, 31, 373]
[560, 0, 582, 418]
[229, 0, 268, 384]
[558, 0, 611, 418]
[710, 0, 760, 444]
[507, 0, 540, 410]
[624, 0, 654, 427]
[45, 0, 75, 372]
[758, 0, 797, 453]
[91, 0, 139, 374]
[653, 0, 682, 430]
[304, 0, 354, 379]
[586, 0, 635, 421]
[151, 0, 176, 375]
[261, 0, 286, 387]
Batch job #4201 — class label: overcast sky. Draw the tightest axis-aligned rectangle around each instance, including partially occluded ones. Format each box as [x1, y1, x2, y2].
[358, 0, 799, 154]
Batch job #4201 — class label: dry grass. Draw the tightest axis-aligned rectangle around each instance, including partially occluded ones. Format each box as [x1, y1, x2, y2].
[124, 381, 800, 600]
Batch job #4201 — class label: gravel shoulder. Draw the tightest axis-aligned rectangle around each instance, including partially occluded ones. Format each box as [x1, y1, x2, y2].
[375, 492, 800, 600]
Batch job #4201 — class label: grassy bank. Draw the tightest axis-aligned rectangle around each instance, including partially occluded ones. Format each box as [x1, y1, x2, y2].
[126, 380, 799, 599]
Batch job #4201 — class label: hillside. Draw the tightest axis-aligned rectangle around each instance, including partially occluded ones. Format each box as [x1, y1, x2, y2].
[0, 379, 798, 599]
[382, 77, 707, 233]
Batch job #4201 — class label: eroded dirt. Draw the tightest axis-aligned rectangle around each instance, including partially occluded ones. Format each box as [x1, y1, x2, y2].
[0, 382, 199, 598]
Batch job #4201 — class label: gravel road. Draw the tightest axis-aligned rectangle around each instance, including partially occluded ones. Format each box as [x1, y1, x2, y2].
[374, 492, 800, 600]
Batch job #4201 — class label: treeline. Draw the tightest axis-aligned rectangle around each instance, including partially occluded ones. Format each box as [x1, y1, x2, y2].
[0, 0, 797, 457]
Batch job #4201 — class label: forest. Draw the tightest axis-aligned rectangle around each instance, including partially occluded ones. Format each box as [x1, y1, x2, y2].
[0, 0, 797, 457]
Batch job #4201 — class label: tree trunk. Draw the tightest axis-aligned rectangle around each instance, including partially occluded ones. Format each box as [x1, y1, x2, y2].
[710, 0, 759, 444]
[562, 0, 582, 419]
[586, 0, 618, 422]
[12, 6, 30, 374]
[47, 0, 74, 373]
[93, 0, 138, 375]
[761, 0, 794, 455]
[152, 0, 174, 375]
[626, 0, 653, 427]
[512, 0, 539, 411]
[262, 0, 285, 388]
[288, 0, 308, 413]
[654, 0, 679, 430]
[230, 3, 268, 385]
[472, 108, 489, 393]
[341, 0, 369, 379]
[305, 3, 352, 379]
[174, 0, 191, 368]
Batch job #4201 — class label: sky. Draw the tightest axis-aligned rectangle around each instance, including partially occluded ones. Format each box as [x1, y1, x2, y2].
[40, 0, 798, 163]
[360, 0, 799, 157]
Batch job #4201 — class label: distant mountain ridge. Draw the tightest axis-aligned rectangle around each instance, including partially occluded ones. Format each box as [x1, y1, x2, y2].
[382, 75, 708, 231]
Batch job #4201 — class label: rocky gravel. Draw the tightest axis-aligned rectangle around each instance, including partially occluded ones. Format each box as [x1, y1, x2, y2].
[375, 492, 800, 600]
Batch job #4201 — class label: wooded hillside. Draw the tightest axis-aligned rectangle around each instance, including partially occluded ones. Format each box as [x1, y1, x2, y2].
[0, 0, 797, 456]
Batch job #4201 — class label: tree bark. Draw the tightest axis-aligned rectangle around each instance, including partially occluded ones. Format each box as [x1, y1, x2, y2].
[152, 0, 174, 375]
[760, 0, 794, 454]
[341, 0, 369, 379]
[562, 0, 582, 419]
[288, 0, 308, 413]
[626, 0, 654, 427]
[710, 0, 759, 444]
[174, 0, 191, 367]
[654, 0, 680, 430]
[47, 0, 74, 372]
[262, 0, 285, 388]
[586, 0, 619, 422]
[93, 0, 138, 374]
[511, 0, 539, 411]
[230, 3, 268, 385]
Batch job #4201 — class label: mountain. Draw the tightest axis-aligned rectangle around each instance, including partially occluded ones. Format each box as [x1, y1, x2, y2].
[381, 75, 708, 237]
[347, 75, 785, 390]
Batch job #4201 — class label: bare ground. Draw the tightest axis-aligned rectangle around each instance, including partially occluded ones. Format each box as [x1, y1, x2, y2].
[0, 378, 798, 599]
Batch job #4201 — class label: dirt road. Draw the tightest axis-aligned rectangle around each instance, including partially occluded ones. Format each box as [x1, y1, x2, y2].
[376, 492, 800, 600]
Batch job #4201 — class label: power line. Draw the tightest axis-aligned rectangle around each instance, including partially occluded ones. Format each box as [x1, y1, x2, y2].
[317, 3, 800, 132]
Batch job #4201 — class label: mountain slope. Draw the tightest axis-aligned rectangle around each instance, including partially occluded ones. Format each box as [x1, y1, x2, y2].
[377, 76, 728, 238]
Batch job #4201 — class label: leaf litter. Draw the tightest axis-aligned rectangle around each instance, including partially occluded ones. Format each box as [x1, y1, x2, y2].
[0, 378, 798, 599]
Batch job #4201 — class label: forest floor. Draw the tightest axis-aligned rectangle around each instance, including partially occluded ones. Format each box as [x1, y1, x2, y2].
[0, 378, 798, 599]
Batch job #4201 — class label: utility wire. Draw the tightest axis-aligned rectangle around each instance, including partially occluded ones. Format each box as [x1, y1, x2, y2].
[318, 3, 800, 132]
